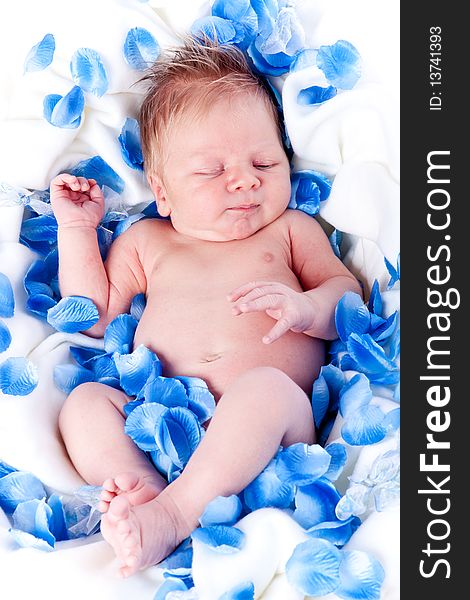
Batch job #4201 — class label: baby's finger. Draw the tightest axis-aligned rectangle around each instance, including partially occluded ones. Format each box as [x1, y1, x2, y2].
[50, 173, 78, 190]
[232, 293, 284, 315]
[263, 317, 292, 344]
[228, 281, 281, 302]
[76, 176, 90, 191]
[231, 284, 282, 308]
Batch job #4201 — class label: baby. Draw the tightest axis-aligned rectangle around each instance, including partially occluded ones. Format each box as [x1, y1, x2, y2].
[51, 39, 360, 578]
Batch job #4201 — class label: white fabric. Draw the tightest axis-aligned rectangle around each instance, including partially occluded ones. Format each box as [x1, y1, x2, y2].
[0, 1, 399, 598]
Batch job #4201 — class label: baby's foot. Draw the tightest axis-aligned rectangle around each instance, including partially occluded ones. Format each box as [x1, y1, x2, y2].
[99, 472, 165, 514]
[100, 492, 190, 578]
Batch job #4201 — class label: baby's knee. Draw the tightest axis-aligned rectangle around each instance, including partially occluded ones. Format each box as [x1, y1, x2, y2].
[58, 382, 123, 432]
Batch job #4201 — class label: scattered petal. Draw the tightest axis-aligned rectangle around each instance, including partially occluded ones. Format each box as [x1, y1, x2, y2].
[70, 48, 109, 97]
[156, 407, 203, 469]
[26, 294, 57, 319]
[244, 460, 294, 511]
[24, 33, 55, 73]
[339, 374, 373, 418]
[43, 86, 84, 129]
[0, 272, 15, 317]
[123, 27, 160, 71]
[316, 40, 361, 89]
[293, 478, 341, 529]
[286, 538, 341, 596]
[324, 443, 348, 481]
[154, 577, 189, 600]
[219, 581, 255, 600]
[104, 313, 138, 354]
[307, 516, 361, 547]
[289, 170, 332, 215]
[119, 117, 144, 171]
[191, 16, 242, 45]
[175, 376, 216, 424]
[0, 357, 39, 396]
[69, 156, 125, 194]
[9, 528, 54, 552]
[130, 293, 147, 320]
[47, 296, 99, 333]
[335, 293, 371, 343]
[191, 525, 245, 554]
[0, 320, 12, 353]
[69, 346, 105, 367]
[298, 85, 337, 105]
[140, 375, 187, 408]
[341, 404, 388, 446]
[113, 344, 159, 396]
[124, 402, 167, 452]
[0, 471, 47, 513]
[275, 443, 331, 486]
[337, 550, 385, 600]
[199, 495, 242, 527]
[53, 364, 95, 394]
[12, 499, 55, 548]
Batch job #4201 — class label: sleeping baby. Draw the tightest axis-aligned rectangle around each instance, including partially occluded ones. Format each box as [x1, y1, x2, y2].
[50, 38, 361, 578]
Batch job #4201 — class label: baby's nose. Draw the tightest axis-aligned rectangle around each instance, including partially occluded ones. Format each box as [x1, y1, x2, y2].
[226, 167, 260, 193]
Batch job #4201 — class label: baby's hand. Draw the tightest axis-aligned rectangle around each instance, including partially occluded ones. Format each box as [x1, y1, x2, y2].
[228, 281, 316, 344]
[50, 173, 104, 228]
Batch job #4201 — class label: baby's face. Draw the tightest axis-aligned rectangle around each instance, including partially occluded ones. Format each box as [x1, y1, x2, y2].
[149, 92, 291, 241]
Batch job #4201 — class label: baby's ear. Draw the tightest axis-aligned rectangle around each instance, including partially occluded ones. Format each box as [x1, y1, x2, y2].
[148, 173, 171, 217]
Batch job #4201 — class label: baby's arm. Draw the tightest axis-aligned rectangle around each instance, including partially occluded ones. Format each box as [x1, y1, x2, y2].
[230, 210, 361, 342]
[51, 174, 146, 337]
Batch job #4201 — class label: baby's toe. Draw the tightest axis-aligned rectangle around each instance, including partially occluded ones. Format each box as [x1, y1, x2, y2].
[114, 472, 141, 492]
[102, 478, 118, 493]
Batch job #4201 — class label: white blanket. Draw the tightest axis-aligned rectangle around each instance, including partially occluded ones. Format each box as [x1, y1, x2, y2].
[0, 1, 399, 598]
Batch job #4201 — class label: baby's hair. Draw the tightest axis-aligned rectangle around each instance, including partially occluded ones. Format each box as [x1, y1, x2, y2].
[138, 36, 284, 176]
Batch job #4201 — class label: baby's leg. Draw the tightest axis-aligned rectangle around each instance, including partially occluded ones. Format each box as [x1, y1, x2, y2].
[58, 382, 166, 511]
[101, 367, 314, 577]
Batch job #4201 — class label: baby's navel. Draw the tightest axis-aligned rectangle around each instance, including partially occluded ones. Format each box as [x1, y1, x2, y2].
[263, 252, 274, 263]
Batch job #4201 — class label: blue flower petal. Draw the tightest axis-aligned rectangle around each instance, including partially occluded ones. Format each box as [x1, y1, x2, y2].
[69, 156, 125, 195]
[0, 460, 17, 478]
[311, 363, 345, 428]
[293, 478, 341, 529]
[339, 374, 373, 418]
[275, 443, 331, 486]
[24, 33, 55, 73]
[156, 407, 203, 469]
[337, 550, 385, 600]
[113, 344, 159, 396]
[383, 407, 400, 432]
[118, 117, 144, 171]
[124, 402, 167, 451]
[12, 499, 55, 547]
[247, 40, 292, 76]
[298, 85, 337, 106]
[111, 213, 146, 240]
[139, 375, 187, 408]
[385, 254, 400, 289]
[104, 313, 138, 354]
[367, 280, 382, 316]
[153, 577, 189, 600]
[43, 86, 84, 129]
[175, 376, 216, 424]
[21, 214, 57, 243]
[191, 16, 240, 44]
[159, 539, 193, 577]
[81, 352, 118, 381]
[9, 528, 54, 551]
[191, 525, 245, 554]
[286, 538, 341, 596]
[130, 293, 146, 321]
[47, 296, 99, 333]
[329, 229, 343, 258]
[0, 471, 47, 513]
[289, 170, 332, 216]
[199, 495, 242, 528]
[341, 405, 388, 446]
[308, 516, 361, 546]
[69, 345, 105, 366]
[316, 40, 361, 90]
[0, 272, 15, 318]
[123, 27, 160, 71]
[53, 364, 95, 394]
[345, 334, 399, 383]
[244, 460, 294, 511]
[324, 443, 348, 481]
[220, 581, 255, 600]
[335, 292, 371, 343]
[26, 294, 58, 319]
[0, 357, 39, 396]
[371, 312, 398, 344]
[0, 320, 12, 353]
[70, 48, 108, 97]
[47, 494, 68, 542]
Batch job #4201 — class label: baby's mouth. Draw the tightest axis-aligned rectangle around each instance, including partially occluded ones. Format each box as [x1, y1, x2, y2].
[227, 204, 260, 212]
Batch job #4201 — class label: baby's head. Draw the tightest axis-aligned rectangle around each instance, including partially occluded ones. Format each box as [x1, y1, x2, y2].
[139, 38, 292, 241]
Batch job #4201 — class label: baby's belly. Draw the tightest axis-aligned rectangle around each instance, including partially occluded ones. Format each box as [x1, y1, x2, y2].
[134, 299, 325, 399]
